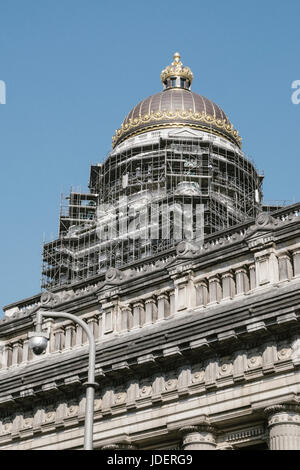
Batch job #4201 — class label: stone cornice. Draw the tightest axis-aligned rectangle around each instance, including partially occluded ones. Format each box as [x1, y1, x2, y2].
[0, 283, 299, 405]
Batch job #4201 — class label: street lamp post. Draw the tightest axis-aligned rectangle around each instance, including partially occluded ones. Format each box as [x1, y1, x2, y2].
[28, 309, 97, 450]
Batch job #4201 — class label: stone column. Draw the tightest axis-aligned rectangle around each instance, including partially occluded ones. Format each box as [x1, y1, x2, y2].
[82, 320, 88, 344]
[65, 324, 76, 350]
[221, 272, 235, 300]
[235, 268, 249, 295]
[76, 323, 83, 347]
[195, 281, 208, 307]
[265, 404, 300, 450]
[249, 264, 256, 290]
[97, 311, 103, 339]
[87, 315, 98, 339]
[180, 423, 216, 450]
[11, 341, 22, 366]
[157, 293, 170, 321]
[21, 339, 29, 364]
[132, 302, 145, 329]
[54, 327, 65, 352]
[278, 253, 293, 281]
[2, 344, 12, 369]
[292, 250, 300, 278]
[44, 318, 55, 353]
[169, 291, 175, 315]
[208, 276, 221, 304]
[144, 297, 157, 325]
[120, 305, 131, 332]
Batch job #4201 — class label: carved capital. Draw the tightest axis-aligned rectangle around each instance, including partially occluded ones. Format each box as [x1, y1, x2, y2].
[157, 293, 169, 301]
[221, 271, 234, 279]
[101, 444, 120, 450]
[265, 403, 300, 418]
[179, 423, 216, 435]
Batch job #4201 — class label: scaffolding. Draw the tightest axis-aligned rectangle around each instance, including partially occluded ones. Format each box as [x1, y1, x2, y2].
[41, 134, 263, 290]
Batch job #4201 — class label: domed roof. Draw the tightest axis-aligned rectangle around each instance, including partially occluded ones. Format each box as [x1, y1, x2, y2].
[112, 53, 241, 149]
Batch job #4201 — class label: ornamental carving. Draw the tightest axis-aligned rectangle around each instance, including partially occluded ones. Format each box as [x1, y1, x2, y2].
[139, 380, 152, 398]
[112, 110, 241, 149]
[21, 411, 33, 430]
[247, 349, 262, 369]
[164, 374, 178, 392]
[114, 389, 127, 405]
[43, 405, 56, 423]
[191, 364, 205, 384]
[218, 357, 233, 377]
[66, 400, 79, 417]
[291, 337, 300, 360]
[94, 398, 102, 411]
[183, 432, 215, 445]
[268, 412, 300, 426]
[1, 418, 12, 434]
[277, 345, 292, 361]
[160, 52, 194, 84]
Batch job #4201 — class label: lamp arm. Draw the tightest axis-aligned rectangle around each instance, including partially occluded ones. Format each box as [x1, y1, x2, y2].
[39, 310, 95, 384]
[38, 309, 96, 450]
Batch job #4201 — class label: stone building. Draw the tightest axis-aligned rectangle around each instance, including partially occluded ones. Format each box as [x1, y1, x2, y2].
[1, 53, 300, 450]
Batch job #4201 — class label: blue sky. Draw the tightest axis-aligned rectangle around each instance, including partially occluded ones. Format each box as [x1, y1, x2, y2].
[0, 0, 299, 310]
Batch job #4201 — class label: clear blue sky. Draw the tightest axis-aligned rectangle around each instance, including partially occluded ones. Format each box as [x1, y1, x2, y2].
[0, 0, 299, 311]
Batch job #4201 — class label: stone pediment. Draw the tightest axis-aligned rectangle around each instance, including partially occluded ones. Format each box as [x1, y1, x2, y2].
[244, 213, 276, 249]
[167, 128, 201, 138]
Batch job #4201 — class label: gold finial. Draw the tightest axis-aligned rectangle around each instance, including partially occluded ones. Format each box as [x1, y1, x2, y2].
[160, 52, 194, 86]
[172, 52, 182, 65]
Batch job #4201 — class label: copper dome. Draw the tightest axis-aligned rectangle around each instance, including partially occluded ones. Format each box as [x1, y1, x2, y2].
[112, 54, 241, 149]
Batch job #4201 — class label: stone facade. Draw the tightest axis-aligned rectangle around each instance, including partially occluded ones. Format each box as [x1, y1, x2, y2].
[1, 206, 300, 449]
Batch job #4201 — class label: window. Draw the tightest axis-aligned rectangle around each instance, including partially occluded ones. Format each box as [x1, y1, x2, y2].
[180, 78, 185, 88]
[171, 77, 177, 87]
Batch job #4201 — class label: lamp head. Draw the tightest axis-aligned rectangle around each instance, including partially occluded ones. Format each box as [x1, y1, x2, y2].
[28, 332, 49, 355]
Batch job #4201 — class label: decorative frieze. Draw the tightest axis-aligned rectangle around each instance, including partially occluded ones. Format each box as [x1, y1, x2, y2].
[0, 335, 298, 446]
